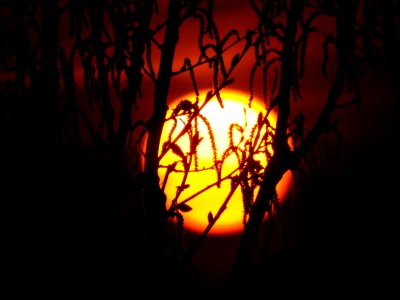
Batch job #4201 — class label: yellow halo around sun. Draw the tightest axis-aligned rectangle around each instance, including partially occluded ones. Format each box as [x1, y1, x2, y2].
[159, 89, 292, 235]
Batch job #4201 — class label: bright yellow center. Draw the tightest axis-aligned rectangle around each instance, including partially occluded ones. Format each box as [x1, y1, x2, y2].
[159, 89, 292, 235]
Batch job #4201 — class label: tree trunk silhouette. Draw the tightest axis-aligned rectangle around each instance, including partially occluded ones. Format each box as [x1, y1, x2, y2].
[142, 0, 181, 280]
[227, 0, 303, 283]
[227, 0, 359, 285]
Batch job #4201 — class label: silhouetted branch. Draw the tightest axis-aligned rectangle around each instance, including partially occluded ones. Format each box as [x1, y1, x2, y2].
[143, 0, 182, 267]
[186, 177, 240, 258]
[115, 0, 153, 154]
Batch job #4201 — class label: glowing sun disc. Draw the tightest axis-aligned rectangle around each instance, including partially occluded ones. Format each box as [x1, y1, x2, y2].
[159, 89, 292, 235]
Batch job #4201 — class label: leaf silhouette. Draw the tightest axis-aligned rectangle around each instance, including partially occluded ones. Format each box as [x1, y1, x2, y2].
[205, 89, 214, 102]
[257, 112, 263, 126]
[208, 211, 214, 224]
[178, 203, 193, 212]
[191, 131, 203, 154]
[322, 33, 334, 77]
[231, 53, 240, 68]
[177, 184, 191, 193]
[170, 143, 185, 160]
[222, 77, 235, 88]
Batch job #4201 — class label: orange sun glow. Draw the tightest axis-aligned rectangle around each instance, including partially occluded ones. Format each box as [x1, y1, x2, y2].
[159, 89, 292, 235]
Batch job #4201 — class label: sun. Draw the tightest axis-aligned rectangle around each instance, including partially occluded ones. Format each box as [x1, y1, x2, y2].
[159, 89, 292, 235]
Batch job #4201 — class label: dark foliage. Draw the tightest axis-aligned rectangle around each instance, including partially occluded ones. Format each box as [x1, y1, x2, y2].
[1, 0, 398, 293]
